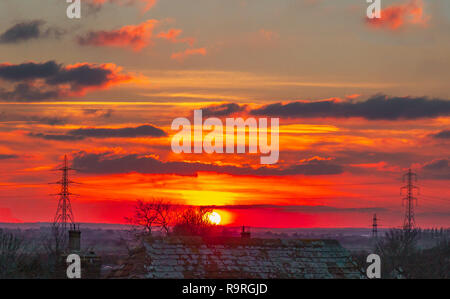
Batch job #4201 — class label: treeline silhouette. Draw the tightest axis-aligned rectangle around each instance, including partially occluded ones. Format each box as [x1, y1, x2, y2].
[0, 229, 62, 278]
[353, 229, 449, 279]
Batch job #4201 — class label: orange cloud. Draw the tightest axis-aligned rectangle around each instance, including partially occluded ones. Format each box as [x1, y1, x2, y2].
[259, 29, 279, 42]
[157, 29, 196, 46]
[77, 20, 158, 51]
[171, 47, 207, 62]
[366, 0, 429, 30]
[345, 94, 361, 100]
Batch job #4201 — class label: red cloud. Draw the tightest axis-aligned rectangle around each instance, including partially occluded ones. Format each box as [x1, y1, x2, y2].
[366, 0, 429, 30]
[171, 48, 207, 62]
[77, 20, 158, 51]
[157, 29, 196, 46]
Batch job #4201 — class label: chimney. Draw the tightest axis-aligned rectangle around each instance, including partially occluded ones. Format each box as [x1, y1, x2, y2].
[241, 225, 251, 239]
[68, 224, 81, 252]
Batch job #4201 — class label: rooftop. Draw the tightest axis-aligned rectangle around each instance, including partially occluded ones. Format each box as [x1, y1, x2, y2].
[109, 236, 364, 279]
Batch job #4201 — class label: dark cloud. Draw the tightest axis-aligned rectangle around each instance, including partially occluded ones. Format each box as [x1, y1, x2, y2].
[0, 110, 109, 126]
[250, 95, 450, 120]
[415, 211, 450, 218]
[0, 61, 130, 101]
[431, 130, 450, 139]
[68, 125, 167, 138]
[202, 103, 248, 117]
[28, 124, 167, 141]
[82, 108, 114, 118]
[281, 205, 387, 213]
[276, 158, 343, 175]
[330, 150, 424, 172]
[0, 154, 19, 160]
[204, 204, 388, 214]
[0, 61, 60, 81]
[422, 159, 449, 171]
[0, 112, 66, 125]
[334, 150, 415, 164]
[0, 83, 60, 101]
[27, 116, 67, 126]
[0, 20, 43, 43]
[84, 0, 157, 13]
[421, 159, 450, 180]
[27, 133, 84, 141]
[0, 20, 64, 44]
[72, 151, 343, 176]
[46, 64, 116, 88]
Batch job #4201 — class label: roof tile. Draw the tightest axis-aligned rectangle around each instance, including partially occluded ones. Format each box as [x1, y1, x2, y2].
[109, 236, 364, 279]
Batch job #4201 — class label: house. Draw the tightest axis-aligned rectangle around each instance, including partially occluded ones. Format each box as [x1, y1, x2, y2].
[109, 236, 364, 279]
[57, 226, 102, 279]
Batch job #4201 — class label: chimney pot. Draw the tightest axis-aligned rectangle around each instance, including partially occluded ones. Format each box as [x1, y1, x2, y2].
[68, 228, 81, 252]
[241, 225, 251, 239]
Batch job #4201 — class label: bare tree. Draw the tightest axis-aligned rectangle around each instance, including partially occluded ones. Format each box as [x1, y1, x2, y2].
[0, 230, 24, 278]
[157, 202, 174, 235]
[126, 200, 220, 237]
[43, 225, 66, 256]
[0, 229, 46, 278]
[375, 228, 419, 278]
[125, 199, 175, 236]
[172, 206, 215, 236]
[374, 228, 450, 278]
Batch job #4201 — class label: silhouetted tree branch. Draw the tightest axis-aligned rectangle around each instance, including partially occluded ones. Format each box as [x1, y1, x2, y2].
[172, 206, 215, 236]
[125, 199, 175, 236]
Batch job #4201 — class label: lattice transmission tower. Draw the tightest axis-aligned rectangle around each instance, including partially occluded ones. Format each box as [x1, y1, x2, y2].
[372, 213, 378, 238]
[401, 169, 419, 231]
[52, 155, 76, 233]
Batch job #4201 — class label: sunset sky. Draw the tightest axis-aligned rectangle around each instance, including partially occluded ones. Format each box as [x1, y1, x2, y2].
[0, 0, 449, 228]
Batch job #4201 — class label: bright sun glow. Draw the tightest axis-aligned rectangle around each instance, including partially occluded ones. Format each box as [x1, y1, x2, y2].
[208, 211, 221, 225]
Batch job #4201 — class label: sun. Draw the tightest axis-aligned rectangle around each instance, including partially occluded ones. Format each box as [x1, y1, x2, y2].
[208, 211, 221, 225]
